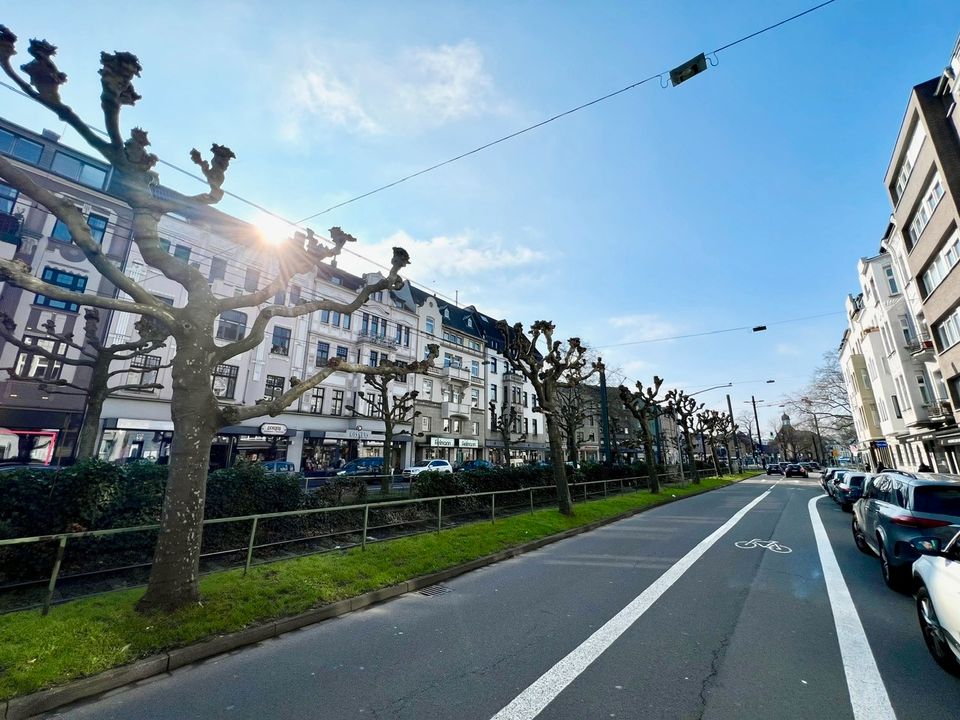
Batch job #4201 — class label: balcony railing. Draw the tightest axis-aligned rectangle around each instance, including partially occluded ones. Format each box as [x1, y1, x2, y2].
[356, 330, 399, 350]
[441, 364, 471, 384]
[441, 401, 471, 419]
[904, 332, 935, 356]
[927, 401, 953, 423]
[0, 211, 22, 248]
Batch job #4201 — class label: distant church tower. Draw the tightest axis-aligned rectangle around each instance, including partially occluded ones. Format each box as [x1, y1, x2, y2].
[781, 412, 791, 428]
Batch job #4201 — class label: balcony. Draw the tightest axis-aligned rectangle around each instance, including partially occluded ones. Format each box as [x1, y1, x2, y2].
[356, 330, 398, 350]
[502, 370, 524, 386]
[904, 333, 935, 358]
[0, 212, 22, 250]
[441, 401, 471, 419]
[441, 364, 471, 384]
[927, 401, 954, 424]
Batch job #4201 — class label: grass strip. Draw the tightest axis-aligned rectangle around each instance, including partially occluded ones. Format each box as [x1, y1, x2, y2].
[0, 473, 755, 700]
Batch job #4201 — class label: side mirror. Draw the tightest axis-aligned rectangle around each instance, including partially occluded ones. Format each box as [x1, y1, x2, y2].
[910, 537, 942, 555]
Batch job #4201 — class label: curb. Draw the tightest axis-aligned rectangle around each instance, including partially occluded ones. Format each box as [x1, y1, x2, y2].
[4, 477, 750, 719]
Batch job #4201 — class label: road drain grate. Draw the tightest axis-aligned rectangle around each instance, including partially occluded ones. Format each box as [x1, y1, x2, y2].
[419, 584, 452, 597]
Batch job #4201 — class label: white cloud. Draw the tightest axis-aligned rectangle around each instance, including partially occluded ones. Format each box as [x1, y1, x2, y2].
[776, 343, 801, 356]
[607, 314, 681, 344]
[337, 229, 547, 284]
[279, 40, 500, 139]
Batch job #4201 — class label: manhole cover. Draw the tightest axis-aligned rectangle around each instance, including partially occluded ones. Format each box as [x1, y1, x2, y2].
[419, 584, 452, 597]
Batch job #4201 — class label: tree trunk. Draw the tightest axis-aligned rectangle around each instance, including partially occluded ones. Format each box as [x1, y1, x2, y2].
[381, 415, 393, 495]
[75, 392, 105, 460]
[710, 443, 720, 477]
[74, 357, 112, 460]
[642, 429, 661, 494]
[137, 340, 218, 613]
[685, 431, 699, 485]
[545, 412, 573, 515]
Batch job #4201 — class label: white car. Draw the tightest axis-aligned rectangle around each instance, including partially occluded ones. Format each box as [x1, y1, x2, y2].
[402, 459, 453, 478]
[912, 529, 960, 675]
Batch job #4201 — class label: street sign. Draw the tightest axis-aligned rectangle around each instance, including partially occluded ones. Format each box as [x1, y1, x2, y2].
[259, 422, 288, 436]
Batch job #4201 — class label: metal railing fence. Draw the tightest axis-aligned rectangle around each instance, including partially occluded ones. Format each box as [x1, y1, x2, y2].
[0, 468, 720, 615]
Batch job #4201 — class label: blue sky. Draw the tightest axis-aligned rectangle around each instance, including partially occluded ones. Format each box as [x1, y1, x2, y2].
[2, 0, 958, 431]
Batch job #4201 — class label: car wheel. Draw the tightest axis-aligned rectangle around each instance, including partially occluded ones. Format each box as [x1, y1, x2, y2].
[852, 518, 873, 555]
[917, 585, 960, 676]
[879, 541, 908, 591]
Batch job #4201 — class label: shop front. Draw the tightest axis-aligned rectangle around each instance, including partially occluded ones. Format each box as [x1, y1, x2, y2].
[0, 406, 80, 465]
[300, 427, 412, 474]
[484, 439, 549, 466]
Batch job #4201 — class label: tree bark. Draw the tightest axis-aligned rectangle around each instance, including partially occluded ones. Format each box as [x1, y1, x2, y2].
[684, 431, 699, 484]
[74, 356, 112, 460]
[642, 422, 661, 494]
[137, 338, 218, 612]
[381, 414, 393, 496]
[545, 411, 572, 515]
[710, 443, 720, 477]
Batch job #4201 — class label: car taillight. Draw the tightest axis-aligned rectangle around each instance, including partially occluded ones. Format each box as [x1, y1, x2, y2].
[890, 515, 952, 529]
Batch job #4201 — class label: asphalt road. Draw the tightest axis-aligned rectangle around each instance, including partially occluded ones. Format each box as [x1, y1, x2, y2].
[48, 475, 960, 719]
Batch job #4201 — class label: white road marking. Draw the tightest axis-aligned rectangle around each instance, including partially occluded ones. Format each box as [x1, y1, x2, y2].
[489, 490, 772, 720]
[808, 495, 896, 720]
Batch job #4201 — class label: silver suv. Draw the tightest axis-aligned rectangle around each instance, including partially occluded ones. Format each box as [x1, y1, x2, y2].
[851, 472, 960, 590]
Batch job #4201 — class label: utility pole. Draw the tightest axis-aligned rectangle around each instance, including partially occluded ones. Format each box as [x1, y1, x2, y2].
[598, 358, 612, 465]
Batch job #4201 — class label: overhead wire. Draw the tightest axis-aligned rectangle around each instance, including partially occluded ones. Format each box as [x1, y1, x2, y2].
[0, 0, 844, 307]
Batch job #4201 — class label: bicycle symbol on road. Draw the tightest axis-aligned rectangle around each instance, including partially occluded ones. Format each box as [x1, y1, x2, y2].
[734, 538, 792, 554]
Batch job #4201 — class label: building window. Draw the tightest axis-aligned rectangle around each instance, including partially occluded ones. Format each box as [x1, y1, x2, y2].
[13, 335, 63, 379]
[369, 350, 379, 367]
[216, 310, 247, 341]
[331, 389, 344, 415]
[471, 388, 480, 407]
[917, 374, 931, 405]
[310, 387, 325, 414]
[935, 307, 960, 351]
[421, 416, 431, 433]
[908, 172, 946, 247]
[273, 289, 286, 305]
[50, 151, 108, 189]
[271, 326, 291, 355]
[532, 419, 538, 435]
[211, 364, 238, 399]
[426, 317, 435, 335]
[244, 268, 260, 292]
[316, 341, 330, 365]
[0, 128, 43, 164]
[127, 354, 161, 390]
[34, 267, 87, 312]
[0, 183, 17, 214]
[321, 309, 330, 323]
[489, 357, 497, 374]
[882, 265, 898, 295]
[52, 212, 109, 245]
[336, 345, 348, 361]
[331, 311, 341, 327]
[893, 124, 926, 202]
[209, 257, 227, 282]
[524, 418, 529, 434]
[289, 286, 301, 305]
[404, 327, 411, 347]
[343, 313, 351, 330]
[395, 324, 403, 344]
[891, 395, 902, 419]
[264, 374, 284, 401]
[490, 384, 497, 401]
[922, 228, 960, 296]
[471, 360, 480, 377]
[472, 421, 479, 436]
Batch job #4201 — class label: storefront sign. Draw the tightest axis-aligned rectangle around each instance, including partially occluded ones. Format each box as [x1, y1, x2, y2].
[458, 439, 479, 448]
[872, 440, 888, 449]
[430, 437, 455, 447]
[943, 437, 960, 445]
[347, 429, 372, 439]
[260, 422, 288, 436]
[116, 418, 174, 431]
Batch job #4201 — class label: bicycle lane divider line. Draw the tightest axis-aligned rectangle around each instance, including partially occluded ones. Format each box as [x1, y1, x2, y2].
[808, 495, 896, 720]
[489, 489, 774, 720]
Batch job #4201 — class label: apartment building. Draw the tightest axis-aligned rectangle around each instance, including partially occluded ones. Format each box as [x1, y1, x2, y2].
[0, 119, 135, 463]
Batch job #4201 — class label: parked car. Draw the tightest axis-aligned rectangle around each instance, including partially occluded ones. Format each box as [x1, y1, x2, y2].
[833, 471, 869, 512]
[0, 462, 58, 473]
[455, 459, 496, 472]
[804, 461, 821, 471]
[826, 470, 848, 499]
[260, 460, 296, 473]
[778, 462, 790, 473]
[766, 464, 783, 475]
[911, 529, 960, 675]
[784, 464, 808, 478]
[851, 472, 960, 590]
[336, 457, 384, 479]
[402, 459, 453, 478]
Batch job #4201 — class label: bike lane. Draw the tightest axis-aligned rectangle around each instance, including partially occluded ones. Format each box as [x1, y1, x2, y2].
[528, 484, 856, 720]
[49, 484, 771, 720]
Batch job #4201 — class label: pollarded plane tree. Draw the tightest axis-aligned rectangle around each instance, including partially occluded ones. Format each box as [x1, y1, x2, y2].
[496, 320, 598, 515]
[0, 28, 433, 611]
[555, 383, 598, 465]
[489, 399, 526, 467]
[693, 411, 719, 477]
[0, 308, 168, 459]
[664, 388, 703, 484]
[618, 376, 665, 494]
[345, 355, 436, 494]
